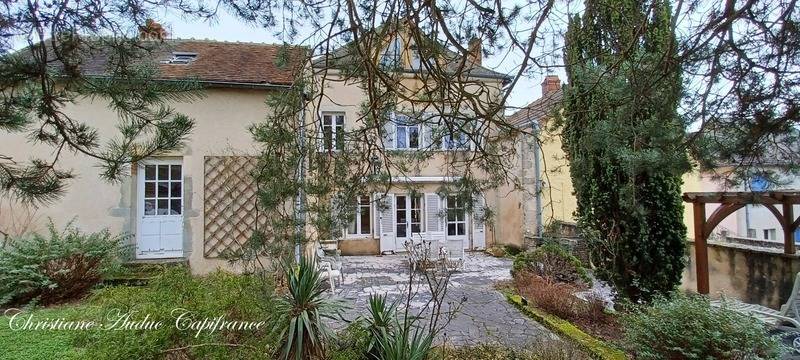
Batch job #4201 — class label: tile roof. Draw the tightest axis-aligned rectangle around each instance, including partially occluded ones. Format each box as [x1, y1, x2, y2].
[47, 39, 308, 87]
[507, 88, 563, 129]
[312, 40, 511, 82]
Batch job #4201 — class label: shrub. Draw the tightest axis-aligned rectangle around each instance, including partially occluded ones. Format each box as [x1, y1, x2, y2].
[484, 246, 507, 257]
[73, 266, 276, 359]
[0, 220, 127, 306]
[328, 321, 370, 360]
[514, 271, 618, 341]
[512, 242, 589, 285]
[503, 244, 523, 256]
[623, 295, 782, 359]
[516, 272, 583, 320]
[364, 293, 398, 356]
[271, 257, 344, 360]
[440, 342, 591, 360]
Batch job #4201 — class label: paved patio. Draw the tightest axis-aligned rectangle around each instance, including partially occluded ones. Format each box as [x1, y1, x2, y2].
[331, 252, 557, 347]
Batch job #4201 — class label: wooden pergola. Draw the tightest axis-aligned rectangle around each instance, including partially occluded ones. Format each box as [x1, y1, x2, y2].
[683, 191, 800, 294]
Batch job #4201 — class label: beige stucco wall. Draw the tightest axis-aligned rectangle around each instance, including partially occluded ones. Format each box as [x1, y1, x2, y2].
[0, 87, 277, 274]
[309, 67, 521, 250]
[681, 241, 800, 309]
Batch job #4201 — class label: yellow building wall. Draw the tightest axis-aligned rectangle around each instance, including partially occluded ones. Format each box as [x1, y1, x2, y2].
[537, 124, 578, 227]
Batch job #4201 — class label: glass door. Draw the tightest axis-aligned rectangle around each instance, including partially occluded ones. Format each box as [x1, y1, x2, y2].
[395, 195, 408, 240]
[395, 194, 424, 246]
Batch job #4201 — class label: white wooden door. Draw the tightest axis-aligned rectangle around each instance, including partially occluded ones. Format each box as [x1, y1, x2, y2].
[137, 160, 184, 259]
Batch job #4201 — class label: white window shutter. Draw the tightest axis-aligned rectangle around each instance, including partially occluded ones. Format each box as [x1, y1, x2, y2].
[372, 193, 381, 238]
[378, 194, 395, 252]
[472, 195, 486, 249]
[384, 112, 396, 149]
[425, 193, 444, 236]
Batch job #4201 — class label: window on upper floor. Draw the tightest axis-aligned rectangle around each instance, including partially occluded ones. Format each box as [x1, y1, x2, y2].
[382, 112, 479, 151]
[410, 44, 421, 70]
[395, 114, 420, 150]
[764, 228, 777, 240]
[443, 131, 471, 150]
[440, 116, 477, 150]
[381, 37, 402, 69]
[321, 112, 345, 151]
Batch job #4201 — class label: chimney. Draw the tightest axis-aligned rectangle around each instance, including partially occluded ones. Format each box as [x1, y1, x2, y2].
[139, 19, 167, 41]
[467, 37, 482, 66]
[541, 74, 561, 96]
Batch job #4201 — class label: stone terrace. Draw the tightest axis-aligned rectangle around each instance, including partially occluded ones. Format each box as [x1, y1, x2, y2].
[331, 253, 557, 347]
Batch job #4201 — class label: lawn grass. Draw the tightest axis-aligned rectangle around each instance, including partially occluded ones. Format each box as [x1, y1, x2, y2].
[0, 305, 87, 360]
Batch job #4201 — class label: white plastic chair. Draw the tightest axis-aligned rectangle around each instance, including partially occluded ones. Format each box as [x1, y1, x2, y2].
[316, 244, 343, 291]
[713, 272, 800, 330]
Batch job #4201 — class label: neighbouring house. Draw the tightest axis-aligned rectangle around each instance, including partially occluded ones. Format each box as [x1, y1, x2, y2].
[506, 75, 578, 239]
[510, 78, 800, 308]
[680, 166, 800, 308]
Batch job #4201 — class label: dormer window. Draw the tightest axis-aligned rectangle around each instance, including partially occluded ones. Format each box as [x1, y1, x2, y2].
[410, 44, 421, 70]
[162, 52, 198, 65]
[380, 37, 401, 68]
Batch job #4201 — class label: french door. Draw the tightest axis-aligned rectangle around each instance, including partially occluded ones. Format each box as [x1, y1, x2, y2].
[395, 194, 423, 246]
[445, 195, 468, 249]
[136, 160, 184, 259]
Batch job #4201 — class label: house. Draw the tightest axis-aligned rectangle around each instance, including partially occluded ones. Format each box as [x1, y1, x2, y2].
[510, 77, 800, 308]
[2, 28, 546, 272]
[506, 75, 578, 238]
[692, 168, 800, 244]
[305, 30, 525, 255]
[0, 38, 306, 273]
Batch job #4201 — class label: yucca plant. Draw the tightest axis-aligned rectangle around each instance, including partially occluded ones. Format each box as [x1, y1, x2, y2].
[366, 293, 434, 360]
[365, 294, 397, 354]
[373, 324, 434, 360]
[272, 256, 343, 360]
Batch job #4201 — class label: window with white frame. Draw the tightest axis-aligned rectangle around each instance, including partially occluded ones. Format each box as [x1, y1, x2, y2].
[446, 195, 466, 236]
[410, 44, 421, 70]
[143, 163, 182, 215]
[347, 195, 372, 236]
[321, 113, 345, 151]
[395, 115, 420, 149]
[764, 228, 777, 240]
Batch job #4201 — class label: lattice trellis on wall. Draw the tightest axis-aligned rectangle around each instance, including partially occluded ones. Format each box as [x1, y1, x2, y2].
[204, 156, 265, 258]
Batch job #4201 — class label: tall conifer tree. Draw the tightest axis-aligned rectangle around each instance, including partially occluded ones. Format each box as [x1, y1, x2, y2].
[562, 0, 690, 301]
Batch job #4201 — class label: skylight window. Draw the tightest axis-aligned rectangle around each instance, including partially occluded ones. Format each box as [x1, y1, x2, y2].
[161, 52, 198, 65]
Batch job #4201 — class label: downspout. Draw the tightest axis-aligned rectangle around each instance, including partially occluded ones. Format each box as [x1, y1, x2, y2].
[532, 119, 543, 238]
[295, 89, 309, 263]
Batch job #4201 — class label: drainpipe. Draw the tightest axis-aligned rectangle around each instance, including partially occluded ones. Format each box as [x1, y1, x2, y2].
[295, 89, 309, 263]
[532, 119, 543, 238]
